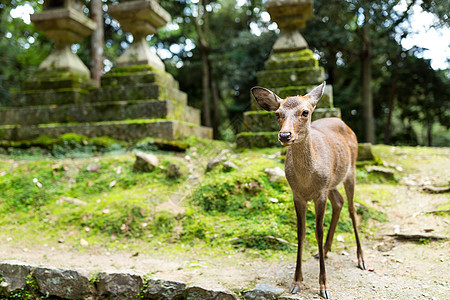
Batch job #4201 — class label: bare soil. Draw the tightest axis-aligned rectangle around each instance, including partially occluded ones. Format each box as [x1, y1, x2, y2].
[1, 147, 449, 299]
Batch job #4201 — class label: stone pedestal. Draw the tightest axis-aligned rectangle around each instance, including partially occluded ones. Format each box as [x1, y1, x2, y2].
[236, 0, 341, 148]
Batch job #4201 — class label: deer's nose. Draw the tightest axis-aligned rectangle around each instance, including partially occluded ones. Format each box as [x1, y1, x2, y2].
[279, 132, 292, 143]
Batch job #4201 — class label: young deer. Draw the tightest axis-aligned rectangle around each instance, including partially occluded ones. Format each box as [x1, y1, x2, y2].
[251, 82, 365, 299]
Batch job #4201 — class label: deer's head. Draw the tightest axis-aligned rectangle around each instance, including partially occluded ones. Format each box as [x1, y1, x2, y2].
[251, 82, 326, 146]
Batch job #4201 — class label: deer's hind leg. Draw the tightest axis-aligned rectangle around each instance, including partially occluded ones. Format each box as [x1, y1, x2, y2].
[324, 188, 344, 256]
[344, 174, 366, 270]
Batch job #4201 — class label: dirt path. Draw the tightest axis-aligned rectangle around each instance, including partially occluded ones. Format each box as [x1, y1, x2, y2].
[1, 147, 449, 299]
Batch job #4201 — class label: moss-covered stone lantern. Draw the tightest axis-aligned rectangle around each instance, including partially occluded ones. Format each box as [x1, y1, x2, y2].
[31, 0, 96, 78]
[108, 0, 170, 70]
[236, 0, 341, 148]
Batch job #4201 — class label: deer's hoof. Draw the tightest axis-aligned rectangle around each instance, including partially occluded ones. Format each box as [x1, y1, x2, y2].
[319, 289, 331, 299]
[289, 283, 301, 294]
[358, 261, 366, 270]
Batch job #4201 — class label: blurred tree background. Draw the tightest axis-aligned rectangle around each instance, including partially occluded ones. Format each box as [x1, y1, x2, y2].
[0, 0, 448, 145]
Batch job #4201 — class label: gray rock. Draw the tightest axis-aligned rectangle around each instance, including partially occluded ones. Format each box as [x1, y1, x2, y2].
[206, 157, 225, 171]
[184, 285, 238, 300]
[133, 152, 159, 172]
[223, 160, 239, 172]
[243, 283, 285, 300]
[86, 163, 101, 172]
[165, 162, 183, 179]
[33, 266, 91, 300]
[0, 260, 33, 293]
[264, 167, 286, 183]
[95, 271, 143, 300]
[143, 278, 186, 299]
[366, 165, 395, 180]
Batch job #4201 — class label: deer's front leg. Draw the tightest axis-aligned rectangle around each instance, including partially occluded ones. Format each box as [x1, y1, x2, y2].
[314, 195, 330, 299]
[290, 198, 307, 294]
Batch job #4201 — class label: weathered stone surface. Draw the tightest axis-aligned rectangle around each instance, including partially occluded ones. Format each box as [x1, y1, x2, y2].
[357, 143, 376, 161]
[133, 152, 159, 172]
[143, 278, 186, 299]
[102, 68, 179, 90]
[243, 283, 285, 300]
[184, 285, 238, 300]
[257, 67, 324, 88]
[206, 157, 226, 171]
[11, 88, 89, 107]
[0, 260, 33, 293]
[33, 266, 91, 300]
[95, 271, 143, 300]
[236, 132, 281, 149]
[223, 160, 239, 172]
[264, 167, 286, 183]
[366, 166, 396, 180]
[165, 162, 183, 178]
[0, 120, 213, 142]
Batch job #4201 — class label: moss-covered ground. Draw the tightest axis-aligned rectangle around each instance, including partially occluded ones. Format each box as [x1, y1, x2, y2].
[0, 136, 446, 263]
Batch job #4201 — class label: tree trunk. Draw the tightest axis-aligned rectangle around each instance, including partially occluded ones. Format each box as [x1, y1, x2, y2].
[210, 74, 220, 139]
[384, 73, 397, 144]
[361, 8, 375, 144]
[200, 50, 212, 127]
[90, 0, 104, 87]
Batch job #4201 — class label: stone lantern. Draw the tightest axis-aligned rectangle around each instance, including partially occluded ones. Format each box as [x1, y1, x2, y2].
[31, 0, 96, 78]
[236, 0, 341, 148]
[266, 0, 313, 52]
[108, 0, 170, 71]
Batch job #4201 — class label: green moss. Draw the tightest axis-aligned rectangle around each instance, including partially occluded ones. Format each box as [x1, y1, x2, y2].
[236, 132, 281, 148]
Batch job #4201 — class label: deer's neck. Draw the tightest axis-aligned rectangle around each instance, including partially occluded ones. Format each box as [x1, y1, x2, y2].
[289, 134, 317, 172]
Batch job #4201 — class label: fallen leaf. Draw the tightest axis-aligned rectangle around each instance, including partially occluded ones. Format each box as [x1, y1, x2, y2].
[58, 238, 65, 243]
[131, 252, 139, 257]
[84, 227, 90, 232]
[269, 198, 279, 203]
[80, 238, 89, 246]
[109, 180, 116, 188]
[423, 228, 434, 232]
[341, 251, 350, 256]
[368, 267, 375, 272]
[102, 208, 110, 214]
[120, 224, 128, 231]
[337, 235, 344, 242]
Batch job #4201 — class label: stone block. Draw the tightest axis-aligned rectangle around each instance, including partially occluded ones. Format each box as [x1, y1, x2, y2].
[95, 271, 143, 300]
[11, 88, 89, 107]
[357, 143, 375, 161]
[101, 69, 179, 90]
[0, 100, 176, 126]
[184, 285, 238, 300]
[93, 83, 188, 106]
[312, 108, 341, 120]
[0, 260, 33, 294]
[257, 67, 324, 88]
[236, 131, 281, 148]
[242, 111, 279, 132]
[0, 120, 212, 142]
[33, 266, 91, 300]
[143, 278, 186, 299]
[264, 51, 317, 70]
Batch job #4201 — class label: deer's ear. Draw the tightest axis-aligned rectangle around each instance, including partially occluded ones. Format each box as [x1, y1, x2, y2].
[251, 87, 282, 112]
[304, 81, 326, 109]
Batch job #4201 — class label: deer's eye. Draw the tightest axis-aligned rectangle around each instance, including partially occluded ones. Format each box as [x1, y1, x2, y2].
[302, 110, 309, 117]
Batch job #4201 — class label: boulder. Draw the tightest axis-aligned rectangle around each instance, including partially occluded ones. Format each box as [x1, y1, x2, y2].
[206, 157, 225, 172]
[33, 266, 91, 300]
[223, 160, 239, 172]
[95, 271, 143, 300]
[143, 278, 186, 299]
[243, 283, 285, 300]
[0, 260, 33, 294]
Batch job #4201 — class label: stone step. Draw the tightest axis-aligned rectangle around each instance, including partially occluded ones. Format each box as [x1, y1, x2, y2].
[0, 119, 212, 142]
[101, 69, 179, 90]
[257, 67, 324, 88]
[92, 83, 188, 106]
[10, 84, 187, 108]
[264, 50, 318, 70]
[0, 100, 201, 126]
[242, 108, 342, 133]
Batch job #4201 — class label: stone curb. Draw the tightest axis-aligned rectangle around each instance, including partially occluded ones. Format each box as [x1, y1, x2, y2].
[0, 260, 297, 299]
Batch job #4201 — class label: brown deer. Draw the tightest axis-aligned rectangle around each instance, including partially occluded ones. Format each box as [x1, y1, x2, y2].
[251, 82, 365, 299]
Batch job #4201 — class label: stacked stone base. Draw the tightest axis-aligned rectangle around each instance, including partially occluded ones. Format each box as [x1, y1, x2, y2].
[0, 66, 212, 142]
[237, 49, 340, 148]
